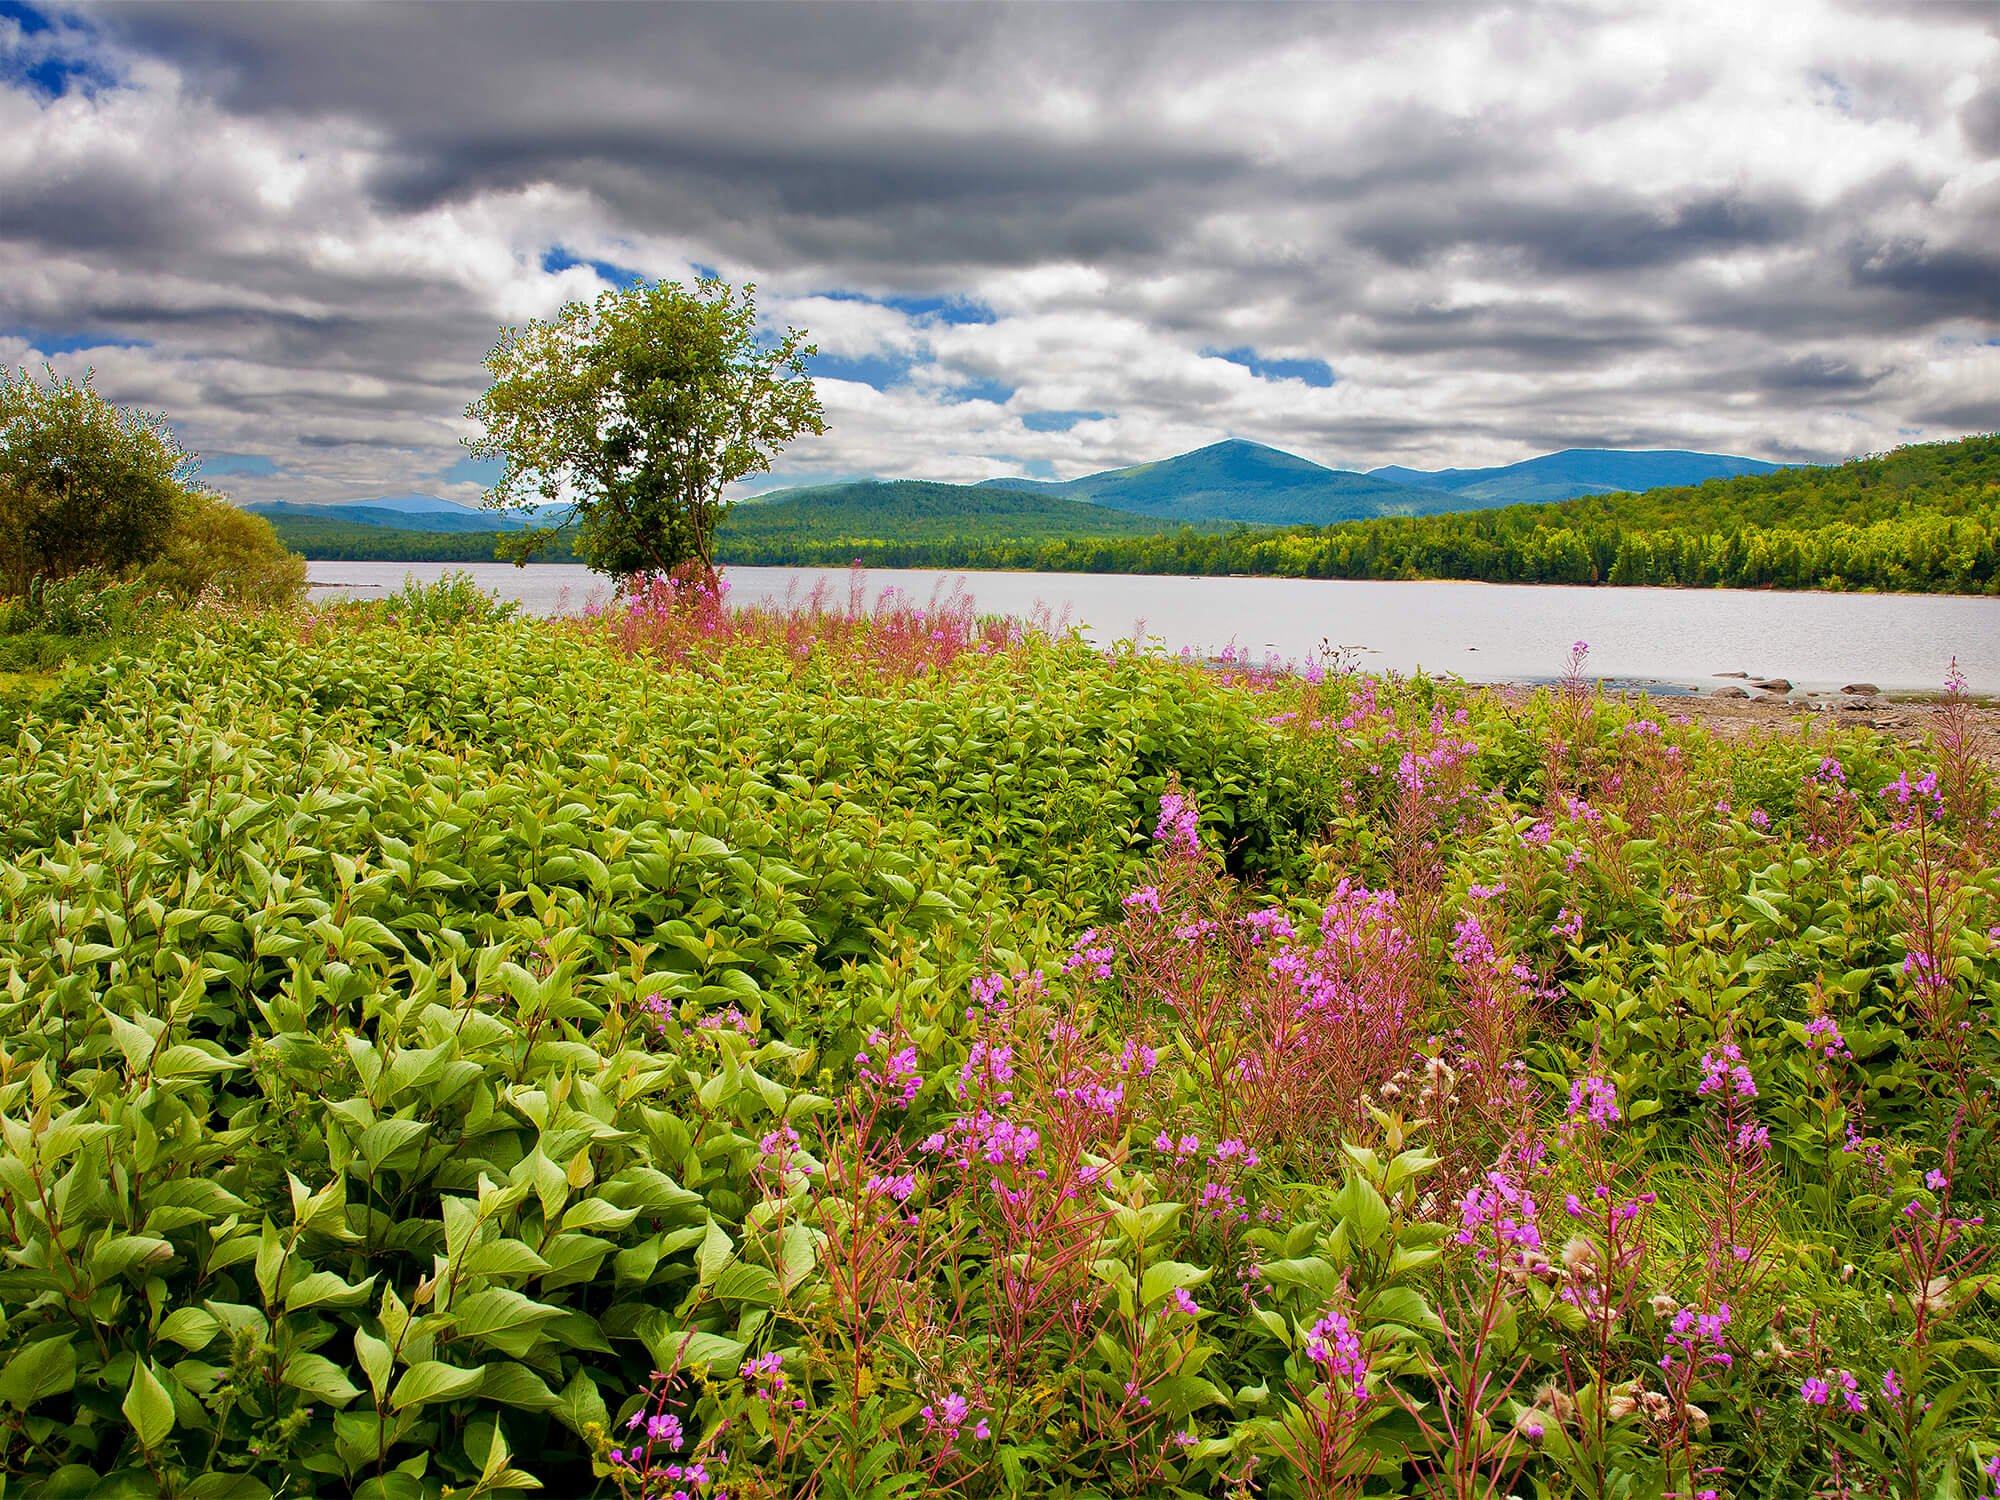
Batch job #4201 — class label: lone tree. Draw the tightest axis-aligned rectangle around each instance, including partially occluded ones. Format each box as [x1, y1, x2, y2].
[0, 365, 197, 595]
[466, 276, 825, 577]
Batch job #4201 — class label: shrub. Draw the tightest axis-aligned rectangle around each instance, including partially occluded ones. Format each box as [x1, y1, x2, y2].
[144, 494, 308, 609]
[378, 569, 521, 628]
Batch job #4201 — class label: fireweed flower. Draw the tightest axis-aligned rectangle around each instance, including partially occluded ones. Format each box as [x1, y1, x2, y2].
[854, 1030, 922, 1107]
[1156, 789, 1200, 856]
[1878, 768, 1944, 831]
[1567, 1075, 1620, 1128]
[921, 1391, 991, 1445]
[1697, 1042, 1758, 1101]
[1303, 1308, 1370, 1400]
[1661, 1302, 1732, 1376]
[1803, 1013, 1850, 1060]
[1064, 929, 1117, 980]
[1457, 1166, 1543, 1269]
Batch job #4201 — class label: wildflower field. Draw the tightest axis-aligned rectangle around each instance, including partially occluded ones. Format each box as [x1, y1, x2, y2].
[1, 571, 1996, 1499]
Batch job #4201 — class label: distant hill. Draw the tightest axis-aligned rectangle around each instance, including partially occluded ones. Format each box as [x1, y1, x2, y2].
[976, 439, 1442, 525]
[1370, 449, 1785, 506]
[258, 443, 1790, 540]
[262, 480, 1193, 565]
[246, 497, 563, 532]
[726, 480, 1200, 545]
[810, 432, 1995, 595]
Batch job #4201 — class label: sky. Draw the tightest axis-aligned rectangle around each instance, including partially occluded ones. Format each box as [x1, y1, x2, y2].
[3, 0, 1999, 508]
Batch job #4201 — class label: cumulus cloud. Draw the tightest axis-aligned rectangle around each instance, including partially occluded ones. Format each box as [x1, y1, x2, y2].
[0, 0, 1995, 505]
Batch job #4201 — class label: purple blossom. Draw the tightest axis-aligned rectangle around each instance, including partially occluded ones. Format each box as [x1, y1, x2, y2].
[1697, 1041, 1758, 1101]
[1155, 789, 1200, 856]
[1303, 1308, 1370, 1400]
[1566, 1075, 1620, 1128]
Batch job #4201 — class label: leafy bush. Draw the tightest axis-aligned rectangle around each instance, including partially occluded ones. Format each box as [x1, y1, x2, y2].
[6, 570, 156, 638]
[378, 569, 521, 629]
[0, 600, 1993, 1498]
[144, 494, 308, 609]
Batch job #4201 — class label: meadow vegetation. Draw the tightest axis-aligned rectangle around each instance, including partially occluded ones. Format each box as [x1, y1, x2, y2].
[0, 570, 1996, 1498]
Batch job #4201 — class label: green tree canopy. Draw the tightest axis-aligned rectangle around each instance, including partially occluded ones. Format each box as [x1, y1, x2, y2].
[465, 276, 826, 576]
[0, 365, 198, 595]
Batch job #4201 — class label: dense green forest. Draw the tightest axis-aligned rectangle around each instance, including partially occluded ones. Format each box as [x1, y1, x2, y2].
[724, 433, 2000, 592]
[268, 515, 582, 562]
[725, 479, 1204, 542]
[274, 433, 2000, 594]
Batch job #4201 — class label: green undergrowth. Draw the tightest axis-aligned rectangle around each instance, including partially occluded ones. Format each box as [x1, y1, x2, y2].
[0, 590, 1995, 1499]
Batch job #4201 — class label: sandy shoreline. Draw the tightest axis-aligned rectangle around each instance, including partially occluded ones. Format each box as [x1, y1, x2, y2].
[1572, 684, 2000, 765]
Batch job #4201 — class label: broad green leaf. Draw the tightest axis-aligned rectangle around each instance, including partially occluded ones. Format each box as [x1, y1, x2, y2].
[0, 1337, 76, 1410]
[390, 1360, 485, 1410]
[123, 1359, 176, 1452]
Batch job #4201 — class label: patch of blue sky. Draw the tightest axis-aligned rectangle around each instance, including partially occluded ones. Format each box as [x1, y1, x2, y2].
[1, 1, 115, 98]
[4, 327, 150, 355]
[201, 453, 279, 477]
[881, 294, 996, 326]
[1203, 345, 1336, 388]
[540, 247, 645, 289]
[1021, 409, 1107, 433]
[940, 375, 1015, 405]
[806, 289, 995, 326]
[805, 350, 917, 389]
[442, 453, 505, 486]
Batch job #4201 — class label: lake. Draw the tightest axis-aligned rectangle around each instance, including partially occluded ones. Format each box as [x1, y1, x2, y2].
[306, 560, 2000, 695]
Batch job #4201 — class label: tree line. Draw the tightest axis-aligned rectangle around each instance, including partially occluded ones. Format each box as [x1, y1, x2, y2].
[724, 433, 2000, 594]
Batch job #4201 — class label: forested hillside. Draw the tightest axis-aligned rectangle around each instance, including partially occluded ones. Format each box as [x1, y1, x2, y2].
[739, 434, 1998, 593]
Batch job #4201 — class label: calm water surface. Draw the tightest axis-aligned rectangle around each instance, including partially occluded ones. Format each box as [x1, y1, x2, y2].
[307, 561, 2000, 695]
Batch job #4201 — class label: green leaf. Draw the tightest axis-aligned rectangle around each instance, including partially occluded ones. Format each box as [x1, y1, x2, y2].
[183, 1475, 274, 1500]
[696, 1218, 734, 1285]
[285, 1269, 378, 1313]
[354, 1329, 393, 1400]
[91, 1234, 175, 1281]
[390, 1360, 485, 1410]
[559, 1198, 639, 1234]
[1329, 1174, 1391, 1248]
[0, 1337, 76, 1410]
[282, 1352, 364, 1405]
[157, 1307, 222, 1351]
[451, 1287, 565, 1352]
[123, 1359, 176, 1452]
[1139, 1260, 1209, 1310]
[478, 1362, 562, 1412]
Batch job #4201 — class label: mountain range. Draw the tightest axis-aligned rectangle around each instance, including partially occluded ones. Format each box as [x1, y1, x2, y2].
[246, 441, 1786, 534]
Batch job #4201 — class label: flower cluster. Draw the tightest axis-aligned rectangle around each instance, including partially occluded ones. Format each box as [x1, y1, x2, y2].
[1800, 1368, 1865, 1414]
[1156, 788, 1200, 856]
[1567, 1074, 1620, 1129]
[1661, 1302, 1732, 1377]
[1457, 1166, 1543, 1269]
[1696, 1042, 1758, 1102]
[855, 1029, 922, 1107]
[1064, 928, 1117, 980]
[1802, 1013, 1850, 1061]
[1878, 768, 1944, 829]
[1304, 1308, 1370, 1400]
[920, 1391, 991, 1445]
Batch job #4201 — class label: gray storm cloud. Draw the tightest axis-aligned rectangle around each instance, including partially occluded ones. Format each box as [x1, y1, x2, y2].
[1, 0, 1995, 504]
